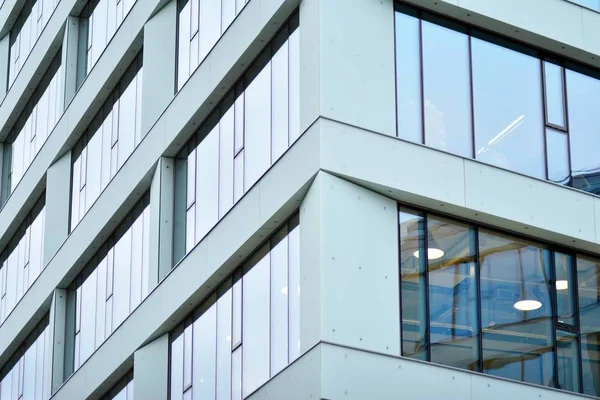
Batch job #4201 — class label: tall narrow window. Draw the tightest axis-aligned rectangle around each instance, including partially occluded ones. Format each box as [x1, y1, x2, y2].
[65, 194, 150, 376]
[577, 256, 600, 397]
[8, 0, 59, 86]
[170, 215, 299, 399]
[71, 53, 143, 230]
[98, 371, 134, 400]
[3, 54, 62, 205]
[177, 12, 299, 255]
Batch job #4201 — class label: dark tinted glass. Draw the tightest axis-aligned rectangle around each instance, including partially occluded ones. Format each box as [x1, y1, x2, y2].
[577, 256, 600, 396]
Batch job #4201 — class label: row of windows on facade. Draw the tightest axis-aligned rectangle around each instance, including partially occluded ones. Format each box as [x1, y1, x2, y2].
[0, 312, 133, 400]
[170, 214, 300, 400]
[395, 4, 600, 196]
[399, 206, 600, 397]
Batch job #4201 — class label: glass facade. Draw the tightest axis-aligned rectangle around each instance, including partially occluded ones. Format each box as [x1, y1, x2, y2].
[0, 196, 45, 326]
[399, 205, 600, 396]
[8, 0, 59, 87]
[178, 11, 299, 255]
[65, 194, 150, 376]
[566, 0, 600, 12]
[0, 317, 50, 400]
[77, 0, 136, 86]
[170, 214, 300, 400]
[394, 4, 600, 194]
[177, 0, 248, 90]
[2, 54, 63, 205]
[71, 53, 143, 230]
[99, 371, 134, 400]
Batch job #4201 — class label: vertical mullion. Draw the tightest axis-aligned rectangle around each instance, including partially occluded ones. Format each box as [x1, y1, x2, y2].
[549, 250, 559, 388]
[562, 66, 574, 188]
[397, 204, 403, 356]
[393, 9, 399, 137]
[571, 254, 584, 393]
[423, 213, 431, 362]
[474, 226, 483, 373]
[541, 60, 550, 181]
[468, 32, 476, 160]
[418, 16, 425, 146]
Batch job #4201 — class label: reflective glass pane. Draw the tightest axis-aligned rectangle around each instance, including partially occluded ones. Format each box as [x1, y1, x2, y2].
[395, 11, 422, 142]
[399, 209, 427, 360]
[427, 217, 478, 370]
[216, 288, 232, 400]
[199, 0, 221, 61]
[171, 333, 184, 400]
[231, 347, 242, 400]
[271, 42, 289, 162]
[479, 231, 553, 386]
[472, 38, 545, 178]
[577, 256, 600, 396]
[546, 128, 570, 185]
[288, 222, 300, 362]
[554, 252, 575, 326]
[219, 108, 234, 218]
[193, 304, 216, 400]
[543, 62, 566, 128]
[242, 248, 270, 397]
[422, 21, 472, 157]
[566, 70, 600, 194]
[556, 330, 580, 393]
[270, 226, 288, 376]
[195, 126, 219, 241]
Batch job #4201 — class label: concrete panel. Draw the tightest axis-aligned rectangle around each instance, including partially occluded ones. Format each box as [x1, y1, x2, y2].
[582, 7, 600, 57]
[318, 174, 400, 356]
[133, 334, 169, 400]
[247, 345, 322, 400]
[63, 16, 80, 105]
[471, 373, 583, 400]
[142, 0, 176, 134]
[320, 119, 467, 208]
[44, 152, 71, 265]
[0, 0, 21, 36]
[464, 159, 596, 244]
[319, 0, 396, 136]
[321, 343, 472, 400]
[298, 173, 323, 356]
[150, 158, 174, 286]
[50, 289, 67, 394]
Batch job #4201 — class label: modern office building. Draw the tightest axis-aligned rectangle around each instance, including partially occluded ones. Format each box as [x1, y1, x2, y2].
[0, 0, 599, 398]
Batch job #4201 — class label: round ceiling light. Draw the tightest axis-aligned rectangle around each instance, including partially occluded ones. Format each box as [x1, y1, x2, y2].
[514, 300, 542, 311]
[413, 248, 445, 260]
[556, 280, 569, 291]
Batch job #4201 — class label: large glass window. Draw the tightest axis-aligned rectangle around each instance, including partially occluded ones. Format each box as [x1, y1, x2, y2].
[177, 12, 299, 256]
[0, 196, 45, 326]
[8, 0, 59, 87]
[0, 316, 50, 400]
[170, 215, 299, 400]
[65, 194, 149, 376]
[177, 0, 248, 90]
[398, 204, 600, 396]
[566, 0, 600, 12]
[393, 4, 600, 194]
[2, 54, 63, 205]
[71, 53, 143, 230]
[77, 0, 136, 87]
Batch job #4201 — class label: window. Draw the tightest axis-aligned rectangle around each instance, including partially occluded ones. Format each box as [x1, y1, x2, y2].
[71, 53, 143, 230]
[0, 196, 45, 326]
[77, 0, 137, 87]
[8, 0, 59, 87]
[177, 0, 248, 90]
[393, 4, 600, 194]
[65, 194, 150, 376]
[176, 11, 299, 257]
[398, 204, 598, 396]
[2, 54, 62, 205]
[170, 214, 299, 400]
[0, 316, 50, 400]
[566, 0, 600, 12]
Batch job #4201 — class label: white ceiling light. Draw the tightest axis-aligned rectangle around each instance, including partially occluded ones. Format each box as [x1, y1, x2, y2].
[514, 300, 542, 311]
[281, 286, 288, 295]
[556, 280, 569, 291]
[413, 248, 445, 260]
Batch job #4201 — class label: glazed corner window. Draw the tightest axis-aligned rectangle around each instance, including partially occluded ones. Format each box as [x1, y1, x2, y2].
[8, 0, 59, 86]
[398, 204, 594, 396]
[99, 370, 134, 400]
[0, 316, 50, 400]
[71, 53, 143, 230]
[176, 0, 249, 90]
[64, 194, 150, 378]
[77, 0, 137, 87]
[2, 53, 63, 206]
[170, 214, 300, 400]
[174, 11, 299, 259]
